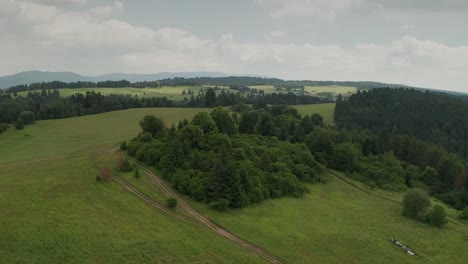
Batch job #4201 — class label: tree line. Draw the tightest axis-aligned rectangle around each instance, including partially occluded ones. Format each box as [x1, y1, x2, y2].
[0, 87, 328, 134]
[5, 77, 408, 93]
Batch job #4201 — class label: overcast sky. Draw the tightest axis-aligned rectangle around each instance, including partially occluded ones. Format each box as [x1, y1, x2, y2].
[1, 0, 468, 91]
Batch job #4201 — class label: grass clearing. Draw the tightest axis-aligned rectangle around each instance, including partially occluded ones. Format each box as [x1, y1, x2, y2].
[304, 85, 357, 96]
[294, 103, 336, 124]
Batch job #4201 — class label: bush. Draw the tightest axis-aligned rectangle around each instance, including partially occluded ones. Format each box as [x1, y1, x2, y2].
[15, 118, 24, 130]
[209, 198, 229, 211]
[427, 205, 448, 227]
[402, 188, 431, 219]
[99, 167, 113, 181]
[0, 123, 8, 134]
[120, 141, 127, 151]
[459, 207, 468, 219]
[134, 167, 141, 179]
[19, 111, 35, 125]
[96, 175, 102, 182]
[166, 197, 177, 209]
[118, 157, 133, 172]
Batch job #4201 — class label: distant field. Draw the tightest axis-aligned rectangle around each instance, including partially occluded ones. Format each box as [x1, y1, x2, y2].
[248, 85, 276, 93]
[16, 85, 230, 101]
[294, 103, 336, 124]
[305, 85, 357, 96]
[248, 84, 357, 99]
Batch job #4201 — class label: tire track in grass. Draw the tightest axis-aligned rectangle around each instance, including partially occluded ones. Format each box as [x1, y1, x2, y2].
[110, 148, 284, 264]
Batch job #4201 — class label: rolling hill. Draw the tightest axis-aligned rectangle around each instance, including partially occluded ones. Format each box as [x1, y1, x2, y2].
[0, 71, 229, 88]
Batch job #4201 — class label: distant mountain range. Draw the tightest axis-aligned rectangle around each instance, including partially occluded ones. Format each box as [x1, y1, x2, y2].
[0, 71, 231, 88]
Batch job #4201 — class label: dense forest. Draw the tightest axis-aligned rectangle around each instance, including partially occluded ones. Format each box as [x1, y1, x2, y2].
[335, 89, 468, 158]
[124, 106, 327, 209]
[0, 87, 328, 134]
[335, 89, 468, 209]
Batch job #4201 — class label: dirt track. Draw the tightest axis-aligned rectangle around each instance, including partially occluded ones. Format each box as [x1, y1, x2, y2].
[109, 148, 283, 264]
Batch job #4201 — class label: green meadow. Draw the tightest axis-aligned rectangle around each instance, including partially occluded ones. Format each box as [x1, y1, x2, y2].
[304, 85, 357, 96]
[184, 170, 468, 263]
[294, 103, 336, 124]
[1, 105, 467, 263]
[0, 107, 268, 263]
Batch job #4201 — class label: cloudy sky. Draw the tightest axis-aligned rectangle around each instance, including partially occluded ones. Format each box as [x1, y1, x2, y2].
[1, 0, 468, 91]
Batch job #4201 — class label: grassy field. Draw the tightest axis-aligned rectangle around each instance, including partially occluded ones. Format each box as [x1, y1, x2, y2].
[185, 171, 468, 264]
[2, 107, 467, 263]
[304, 85, 357, 96]
[16, 85, 230, 101]
[0, 107, 269, 263]
[0, 108, 208, 165]
[294, 103, 336, 124]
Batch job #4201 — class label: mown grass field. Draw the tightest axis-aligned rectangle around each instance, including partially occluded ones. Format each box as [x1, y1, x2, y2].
[16, 85, 229, 101]
[0, 108, 267, 263]
[1, 106, 467, 263]
[294, 103, 336, 124]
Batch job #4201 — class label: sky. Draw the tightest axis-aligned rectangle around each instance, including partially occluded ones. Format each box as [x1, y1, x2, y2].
[1, 0, 468, 91]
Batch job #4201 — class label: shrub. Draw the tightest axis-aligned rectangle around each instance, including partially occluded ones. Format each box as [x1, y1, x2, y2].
[19, 111, 35, 125]
[459, 207, 468, 219]
[209, 198, 229, 211]
[120, 141, 127, 151]
[99, 167, 113, 181]
[15, 118, 24, 130]
[118, 157, 133, 172]
[134, 167, 141, 179]
[166, 197, 177, 209]
[96, 175, 102, 182]
[427, 205, 448, 227]
[402, 188, 431, 219]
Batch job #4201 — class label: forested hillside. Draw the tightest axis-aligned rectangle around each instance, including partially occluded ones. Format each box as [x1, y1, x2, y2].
[335, 89, 468, 158]
[334, 88, 468, 209]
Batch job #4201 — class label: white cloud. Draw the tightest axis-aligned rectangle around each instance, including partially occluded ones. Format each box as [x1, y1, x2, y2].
[90, 2, 124, 18]
[268, 30, 288, 38]
[1, 0, 468, 92]
[257, 0, 366, 20]
[401, 23, 415, 30]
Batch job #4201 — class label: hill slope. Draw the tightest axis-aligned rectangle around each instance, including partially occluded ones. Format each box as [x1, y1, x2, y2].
[1, 108, 467, 263]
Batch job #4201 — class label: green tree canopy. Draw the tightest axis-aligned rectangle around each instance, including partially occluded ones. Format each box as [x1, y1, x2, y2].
[139, 115, 165, 137]
[191, 112, 218, 134]
[402, 188, 431, 219]
[427, 205, 447, 227]
[211, 107, 237, 135]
